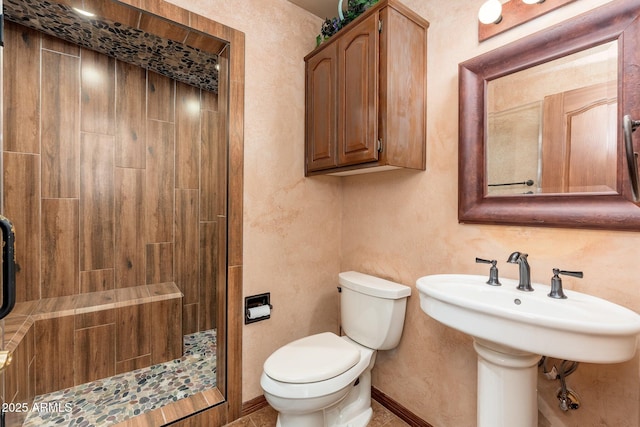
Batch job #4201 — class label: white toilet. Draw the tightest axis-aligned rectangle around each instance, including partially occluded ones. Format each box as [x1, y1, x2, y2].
[260, 271, 411, 427]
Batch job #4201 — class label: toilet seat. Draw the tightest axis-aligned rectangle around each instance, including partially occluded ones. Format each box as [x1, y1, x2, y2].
[264, 332, 360, 383]
[260, 335, 375, 401]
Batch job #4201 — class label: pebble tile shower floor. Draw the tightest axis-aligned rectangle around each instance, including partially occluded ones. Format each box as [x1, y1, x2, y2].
[22, 329, 217, 427]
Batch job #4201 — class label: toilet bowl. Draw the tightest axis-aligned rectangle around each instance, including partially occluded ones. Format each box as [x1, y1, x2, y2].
[261, 333, 375, 427]
[260, 271, 411, 427]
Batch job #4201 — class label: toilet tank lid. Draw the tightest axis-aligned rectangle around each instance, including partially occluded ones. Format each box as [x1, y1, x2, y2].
[339, 271, 411, 299]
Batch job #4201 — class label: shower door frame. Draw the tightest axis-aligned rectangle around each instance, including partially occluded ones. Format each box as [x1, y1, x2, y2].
[122, 1, 246, 422]
[1, 0, 245, 424]
[104, 1, 246, 422]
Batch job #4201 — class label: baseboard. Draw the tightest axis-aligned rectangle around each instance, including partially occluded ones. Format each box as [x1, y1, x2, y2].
[242, 389, 431, 426]
[241, 394, 269, 418]
[371, 386, 433, 427]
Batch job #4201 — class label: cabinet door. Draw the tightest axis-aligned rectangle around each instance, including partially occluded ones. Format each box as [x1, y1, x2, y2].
[338, 13, 379, 166]
[306, 43, 338, 172]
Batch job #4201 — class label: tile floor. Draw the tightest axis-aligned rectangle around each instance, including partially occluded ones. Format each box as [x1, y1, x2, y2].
[225, 400, 411, 427]
[21, 329, 217, 427]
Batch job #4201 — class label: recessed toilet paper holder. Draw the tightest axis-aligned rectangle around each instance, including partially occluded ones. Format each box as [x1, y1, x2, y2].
[245, 292, 273, 324]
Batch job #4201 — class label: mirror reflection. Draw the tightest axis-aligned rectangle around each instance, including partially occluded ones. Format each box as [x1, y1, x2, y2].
[486, 41, 618, 196]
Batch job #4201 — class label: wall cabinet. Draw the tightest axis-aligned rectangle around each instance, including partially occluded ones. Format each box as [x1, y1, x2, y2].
[305, 0, 429, 176]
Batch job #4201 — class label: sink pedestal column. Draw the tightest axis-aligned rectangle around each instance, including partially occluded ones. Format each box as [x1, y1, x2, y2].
[473, 339, 541, 427]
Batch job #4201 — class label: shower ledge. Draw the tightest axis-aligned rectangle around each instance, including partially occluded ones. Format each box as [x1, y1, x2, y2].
[3, 282, 183, 354]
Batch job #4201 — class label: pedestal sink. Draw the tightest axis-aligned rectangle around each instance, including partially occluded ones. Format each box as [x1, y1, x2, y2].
[416, 274, 640, 427]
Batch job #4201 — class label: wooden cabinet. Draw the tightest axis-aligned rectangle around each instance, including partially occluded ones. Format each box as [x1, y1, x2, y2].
[305, 0, 429, 176]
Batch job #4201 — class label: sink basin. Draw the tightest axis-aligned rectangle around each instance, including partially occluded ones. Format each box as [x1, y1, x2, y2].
[416, 274, 640, 363]
[417, 274, 640, 427]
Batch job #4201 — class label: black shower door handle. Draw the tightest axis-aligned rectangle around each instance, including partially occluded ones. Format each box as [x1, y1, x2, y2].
[0, 216, 16, 320]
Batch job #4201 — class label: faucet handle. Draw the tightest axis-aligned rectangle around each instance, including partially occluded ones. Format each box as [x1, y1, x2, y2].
[549, 268, 583, 299]
[475, 257, 501, 286]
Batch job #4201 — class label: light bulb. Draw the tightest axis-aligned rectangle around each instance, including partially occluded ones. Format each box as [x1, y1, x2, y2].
[478, 0, 503, 25]
[72, 7, 95, 17]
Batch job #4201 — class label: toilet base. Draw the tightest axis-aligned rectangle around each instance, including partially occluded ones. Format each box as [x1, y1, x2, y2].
[276, 408, 372, 427]
[273, 353, 376, 427]
[274, 386, 373, 427]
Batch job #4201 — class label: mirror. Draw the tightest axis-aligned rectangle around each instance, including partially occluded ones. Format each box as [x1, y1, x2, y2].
[458, 0, 640, 230]
[486, 42, 618, 196]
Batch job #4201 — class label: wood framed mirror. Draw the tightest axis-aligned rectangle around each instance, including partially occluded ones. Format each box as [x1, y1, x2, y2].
[458, 0, 640, 231]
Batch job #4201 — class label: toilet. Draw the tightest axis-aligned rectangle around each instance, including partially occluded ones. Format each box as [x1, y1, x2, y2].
[260, 271, 411, 427]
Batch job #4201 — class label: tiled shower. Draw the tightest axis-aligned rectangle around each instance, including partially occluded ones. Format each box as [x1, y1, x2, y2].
[1, 15, 227, 425]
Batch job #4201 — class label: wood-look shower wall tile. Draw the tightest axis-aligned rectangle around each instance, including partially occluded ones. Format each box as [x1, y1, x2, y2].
[74, 324, 116, 384]
[41, 199, 79, 298]
[187, 13, 232, 49]
[182, 303, 198, 336]
[3, 23, 40, 154]
[138, 12, 189, 44]
[137, 0, 190, 28]
[200, 110, 225, 221]
[115, 354, 152, 374]
[75, 307, 116, 329]
[4, 338, 20, 402]
[80, 269, 115, 293]
[217, 55, 229, 113]
[228, 79, 244, 267]
[80, 48, 116, 135]
[34, 316, 75, 395]
[5, 21, 222, 344]
[42, 33, 80, 56]
[116, 304, 151, 362]
[216, 218, 227, 332]
[150, 298, 182, 364]
[175, 190, 199, 305]
[199, 221, 218, 331]
[161, 391, 211, 424]
[80, 133, 115, 271]
[147, 71, 175, 122]
[175, 82, 201, 190]
[201, 89, 219, 113]
[146, 243, 174, 284]
[146, 120, 175, 243]
[87, 0, 142, 28]
[115, 168, 146, 288]
[41, 50, 80, 199]
[25, 325, 35, 402]
[115, 62, 146, 169]
[3, 153, 40, 301]
[14, 339, 30, 403]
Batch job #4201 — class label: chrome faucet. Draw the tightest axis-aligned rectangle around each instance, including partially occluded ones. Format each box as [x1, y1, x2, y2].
[507, 252, 533, 292]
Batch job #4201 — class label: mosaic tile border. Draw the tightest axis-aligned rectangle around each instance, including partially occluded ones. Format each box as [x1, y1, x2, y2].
[3, 0, 220, 93]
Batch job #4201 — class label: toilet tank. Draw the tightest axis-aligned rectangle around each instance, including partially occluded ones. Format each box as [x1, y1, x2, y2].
[339, 271, 411, 350]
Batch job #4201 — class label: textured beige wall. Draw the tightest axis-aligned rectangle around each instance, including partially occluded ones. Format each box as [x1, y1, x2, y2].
[341, 0, 640, 426]
[170, 0, 640, 425]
